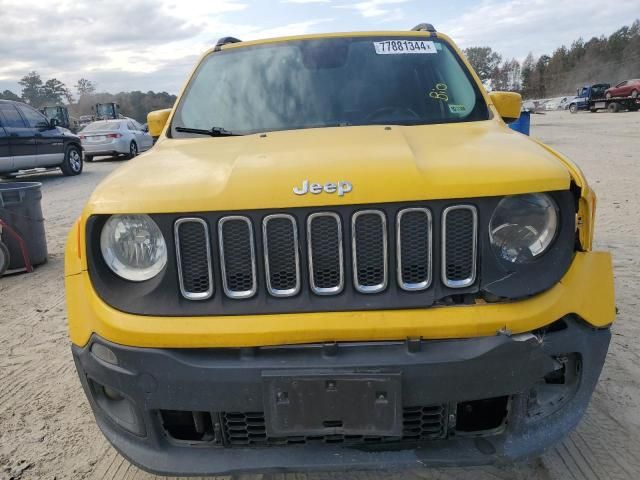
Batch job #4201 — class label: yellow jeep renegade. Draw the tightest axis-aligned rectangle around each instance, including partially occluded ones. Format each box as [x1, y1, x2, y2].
[65, 24, 615, 476]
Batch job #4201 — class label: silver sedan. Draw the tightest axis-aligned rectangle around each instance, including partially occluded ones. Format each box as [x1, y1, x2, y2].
[80, 119, 153, 161]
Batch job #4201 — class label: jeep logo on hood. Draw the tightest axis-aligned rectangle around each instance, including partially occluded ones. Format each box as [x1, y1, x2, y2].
[293, 180, 353, 197]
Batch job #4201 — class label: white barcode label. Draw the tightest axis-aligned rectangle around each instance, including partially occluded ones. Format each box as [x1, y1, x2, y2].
[374, 40, 437, 55]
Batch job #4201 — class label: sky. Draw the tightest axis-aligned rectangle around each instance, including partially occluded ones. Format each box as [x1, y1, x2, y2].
[0, 0, 638, 96]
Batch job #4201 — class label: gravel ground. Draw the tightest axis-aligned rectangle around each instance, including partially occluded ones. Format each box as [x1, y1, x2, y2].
[1, 110, 639, 480]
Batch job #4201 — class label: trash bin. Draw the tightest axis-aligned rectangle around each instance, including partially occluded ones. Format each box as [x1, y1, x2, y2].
[0, 182, 48, 270]
[508, 110, 531, 135]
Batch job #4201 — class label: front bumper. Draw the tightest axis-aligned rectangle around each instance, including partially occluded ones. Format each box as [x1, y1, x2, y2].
[73, 316, 610, 476]
[65, 251, 615, 348]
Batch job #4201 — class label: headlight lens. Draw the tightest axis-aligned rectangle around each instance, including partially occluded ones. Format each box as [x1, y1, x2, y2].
[100, 215, 167, 281]
[489, 194, 558, 264]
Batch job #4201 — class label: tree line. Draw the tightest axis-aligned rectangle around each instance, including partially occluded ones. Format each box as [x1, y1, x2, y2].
[0, 72, 176, 123]
[2, 21, 638, 109]
[465, 20, 639, 99]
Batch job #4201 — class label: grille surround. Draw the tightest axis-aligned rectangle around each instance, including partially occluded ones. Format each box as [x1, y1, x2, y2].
[262, 214, 301, 298]
[351, 210, 388, 294]
[396, 207, 433, 291]
[441, 205, 478, 288]
[174, 218, 214, 300]
[218, 216, 258, 299]
[87, 191, 577, 316]
[307, 212, 344, 296]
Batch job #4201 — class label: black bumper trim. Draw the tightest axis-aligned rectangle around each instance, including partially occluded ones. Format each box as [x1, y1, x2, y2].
[71, 316, 610, 475]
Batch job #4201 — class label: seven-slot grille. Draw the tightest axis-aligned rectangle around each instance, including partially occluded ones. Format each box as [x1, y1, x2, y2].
[174, 218, 213, 300]
[175, 205, 477, 301]
[352, 210, 388, 293]
[441, 206, 478, 288]
[307, 213, 344, 295]
[397, 208, 432, 291]
[218, 217, 257, 298]
[263, 214, 300, 297]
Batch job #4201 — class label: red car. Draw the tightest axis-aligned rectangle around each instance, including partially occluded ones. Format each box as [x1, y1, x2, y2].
[605, 79, 640, 99]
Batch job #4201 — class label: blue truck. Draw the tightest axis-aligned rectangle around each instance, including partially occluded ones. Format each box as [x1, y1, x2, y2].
[568, 84, 609, 113]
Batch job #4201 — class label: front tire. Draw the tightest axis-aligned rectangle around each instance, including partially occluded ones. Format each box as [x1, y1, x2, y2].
[127, 141, 138, 160]
[60, 145, 83, 176]
[569, 104, 578, 114]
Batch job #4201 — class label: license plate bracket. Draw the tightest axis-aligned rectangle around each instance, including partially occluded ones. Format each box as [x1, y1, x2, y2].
[262, 371, 402, 437]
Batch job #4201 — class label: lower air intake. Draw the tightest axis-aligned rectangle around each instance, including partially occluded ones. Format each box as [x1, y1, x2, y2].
[221, 405, 446, 446]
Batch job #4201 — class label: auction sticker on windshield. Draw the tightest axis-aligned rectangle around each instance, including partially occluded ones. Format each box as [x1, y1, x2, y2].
[374, 40, 437, 55]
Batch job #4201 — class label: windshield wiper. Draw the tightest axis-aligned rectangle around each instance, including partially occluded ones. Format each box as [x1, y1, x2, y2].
[175, 126, 241, 137]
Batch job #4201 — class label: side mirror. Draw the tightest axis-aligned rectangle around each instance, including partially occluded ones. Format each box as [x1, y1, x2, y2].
[147, 109, 172, 138]
[489, 91, 522, 123]
[49, 118, 60, 128]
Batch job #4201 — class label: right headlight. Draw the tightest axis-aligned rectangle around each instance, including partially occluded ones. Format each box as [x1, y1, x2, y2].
[489, 193, 559, 264]
[100, 214, 167, 281]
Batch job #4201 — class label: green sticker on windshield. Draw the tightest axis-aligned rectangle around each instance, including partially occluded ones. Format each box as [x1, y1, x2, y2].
[448, 104, 466, 113]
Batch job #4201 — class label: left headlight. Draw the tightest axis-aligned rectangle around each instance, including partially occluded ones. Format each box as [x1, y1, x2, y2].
[100, 214, 167, 281]
[489, 193, 559, 264]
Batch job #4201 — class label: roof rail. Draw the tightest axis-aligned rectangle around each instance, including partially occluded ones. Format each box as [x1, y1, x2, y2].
[214, 36, 242, 52]
[411, 23, 436, 33]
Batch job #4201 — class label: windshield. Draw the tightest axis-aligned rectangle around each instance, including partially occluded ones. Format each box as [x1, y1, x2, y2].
[43, 107, 64, 123]
[83, 121, 120, 132]
[172, 36, 488, 137]
[96, 104, 116, 118]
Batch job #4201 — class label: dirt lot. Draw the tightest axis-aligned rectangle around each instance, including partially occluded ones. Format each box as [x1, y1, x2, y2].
[1, 110, 639, 480]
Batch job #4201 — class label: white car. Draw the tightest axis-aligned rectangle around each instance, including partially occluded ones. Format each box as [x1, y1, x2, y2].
[544, 97, 564, 110]
[80, 119, 153, 161]
[559, 96, 579, 110]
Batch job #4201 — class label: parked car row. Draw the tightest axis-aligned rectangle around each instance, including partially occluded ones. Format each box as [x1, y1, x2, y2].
[1, 99, 154, 179]
[520, 97, 575, 113]
[526, 79, 640, 115]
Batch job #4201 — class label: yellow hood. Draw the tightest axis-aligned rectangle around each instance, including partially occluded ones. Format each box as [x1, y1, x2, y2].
[85, 120, 570, 215]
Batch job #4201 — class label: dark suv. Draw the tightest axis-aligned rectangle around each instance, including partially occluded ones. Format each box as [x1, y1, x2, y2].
[0, 100, 83, 178]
